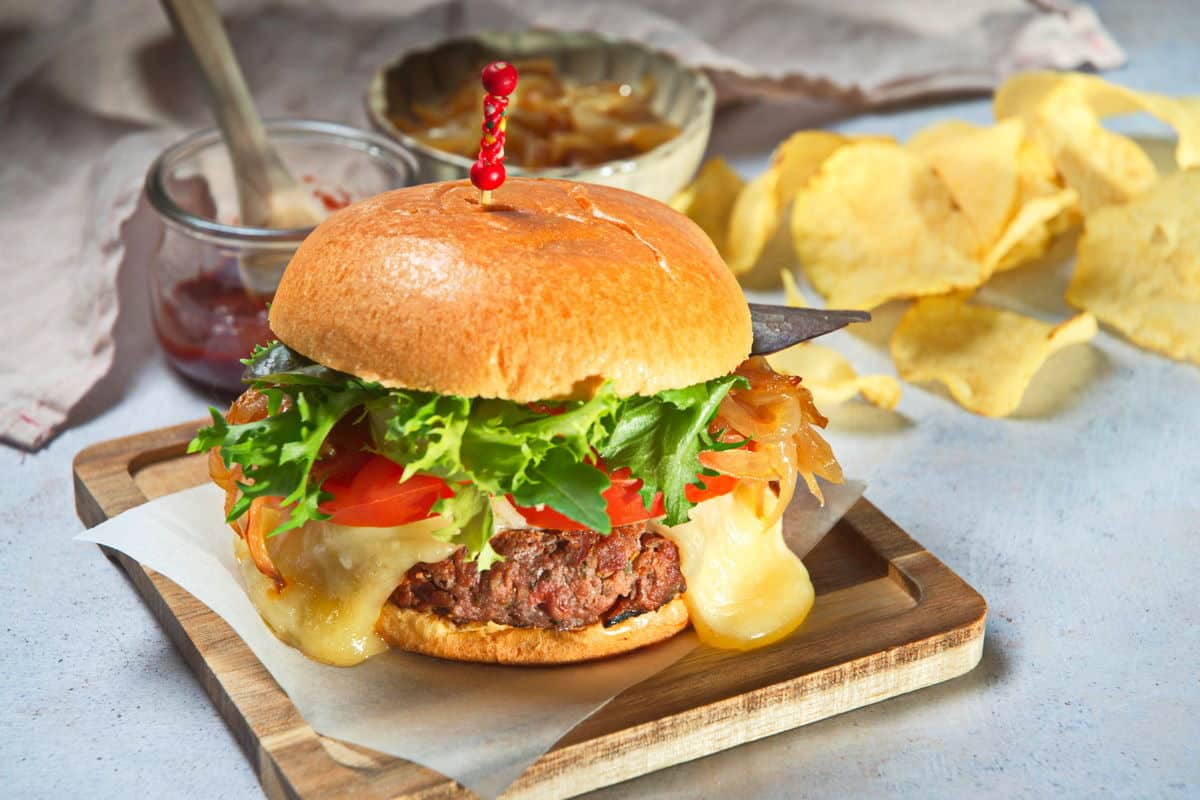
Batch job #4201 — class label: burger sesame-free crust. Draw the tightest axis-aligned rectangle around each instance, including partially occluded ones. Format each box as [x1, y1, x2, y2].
[269, 178, 752, 401]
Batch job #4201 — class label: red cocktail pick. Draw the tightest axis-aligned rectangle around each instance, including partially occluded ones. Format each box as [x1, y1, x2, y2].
[471, 61, 518, 206]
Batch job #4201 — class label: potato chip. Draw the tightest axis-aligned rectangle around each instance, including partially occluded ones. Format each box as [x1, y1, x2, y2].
[1036, 97, 1158, 214]
[1128, 95, 1200, 169]
[779, 268, 808, 307]
[890, 296, 1097, 417]
[996, 71, 1200, 170]
[727, 169, 780, 274]
[993, 72, 1200, 213]
[989, 137, 1080, 271]
[670, 157, 744, 257]
[772, 269, 900, 409]
[1069, 82, 1200, 168]
[994, 71, 1076, 122]
[773, 132, 851, 206]
[791, 142, 982, 309]
[1016, 134, 1061, 197]
[770, 343, 901, 410]
[908, 119, 1024, 246]
[907, 118, 1077, 273]
[726, 132, 851, 274]
[1066, 169, 1200, 364]
[983, 188, 1078, 276]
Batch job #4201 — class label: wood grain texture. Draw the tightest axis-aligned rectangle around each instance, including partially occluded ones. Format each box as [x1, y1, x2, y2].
[73, 421, 986, 800]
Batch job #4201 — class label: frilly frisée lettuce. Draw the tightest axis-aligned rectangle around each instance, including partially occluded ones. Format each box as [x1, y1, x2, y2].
[190, 342, 747, 568]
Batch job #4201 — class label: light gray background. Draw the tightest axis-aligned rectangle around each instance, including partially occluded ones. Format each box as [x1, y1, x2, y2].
[3, 1, 1197, 797]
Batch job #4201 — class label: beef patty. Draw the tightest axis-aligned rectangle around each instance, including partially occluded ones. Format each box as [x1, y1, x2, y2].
[390, 523, 686, 630]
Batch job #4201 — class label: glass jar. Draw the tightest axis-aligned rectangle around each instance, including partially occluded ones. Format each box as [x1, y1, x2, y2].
[145, 119, 416, 392]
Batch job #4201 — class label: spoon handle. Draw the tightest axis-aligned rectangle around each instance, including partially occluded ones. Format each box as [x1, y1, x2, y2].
[160, 0, 302, 228]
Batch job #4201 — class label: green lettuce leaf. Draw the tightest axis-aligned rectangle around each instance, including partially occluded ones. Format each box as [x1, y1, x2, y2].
[190, 341, 746, 562]
[431, 484, 500, 569]
[367, 392, 471, 480]
[241, 339, 347, 386]
[371, 384, 618, 533]
[599, 375, 746, 525]
[188, 383, 372, 534]
[509, 448, 612, 533]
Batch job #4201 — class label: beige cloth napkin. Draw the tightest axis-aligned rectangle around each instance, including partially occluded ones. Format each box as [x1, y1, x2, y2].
[0, 0, 1123, 449]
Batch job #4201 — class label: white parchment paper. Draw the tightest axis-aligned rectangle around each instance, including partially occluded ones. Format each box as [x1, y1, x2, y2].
[76, 478, 863, 797]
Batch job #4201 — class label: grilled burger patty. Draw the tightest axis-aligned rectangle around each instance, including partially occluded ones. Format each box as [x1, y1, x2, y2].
[390, 524, 686, 630]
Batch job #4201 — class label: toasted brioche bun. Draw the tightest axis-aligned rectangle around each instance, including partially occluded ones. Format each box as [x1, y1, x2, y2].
[377, 596, 689, 665]
[269, 178, 751, 401]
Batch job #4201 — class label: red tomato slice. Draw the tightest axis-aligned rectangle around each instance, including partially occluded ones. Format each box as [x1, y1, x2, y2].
[510, 505, 584, 530]
[319, 455, 452, 528]
[511, 466, 739, 531]
[310, 418, 375, 486]
[686, 471, 739, 503]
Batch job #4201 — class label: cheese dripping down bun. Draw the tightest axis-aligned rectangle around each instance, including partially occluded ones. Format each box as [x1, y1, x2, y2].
[230, 518, 691, 667]
[230, 488, 803, 667]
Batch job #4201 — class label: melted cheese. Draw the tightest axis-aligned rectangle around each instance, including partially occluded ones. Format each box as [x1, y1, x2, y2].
[655, 485, 814, 650]
[235, 517, 456, 666]
[490, 495, 534, 531]
[235, 489, 813, 665]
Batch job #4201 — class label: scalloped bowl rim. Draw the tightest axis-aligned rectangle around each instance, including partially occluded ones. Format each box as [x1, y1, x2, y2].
[365, 30, 715, 180]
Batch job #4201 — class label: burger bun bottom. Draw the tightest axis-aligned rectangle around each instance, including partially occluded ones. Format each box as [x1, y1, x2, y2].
[377, 596, 689, 665]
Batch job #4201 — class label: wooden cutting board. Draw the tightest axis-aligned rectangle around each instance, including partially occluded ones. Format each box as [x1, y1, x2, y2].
[73, 421, 986, 799]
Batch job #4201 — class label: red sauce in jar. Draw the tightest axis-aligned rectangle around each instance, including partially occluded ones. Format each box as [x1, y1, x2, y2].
[302, 175, 352, 212]
[153, 257, 273, 392]
[153, 183, 351, 392]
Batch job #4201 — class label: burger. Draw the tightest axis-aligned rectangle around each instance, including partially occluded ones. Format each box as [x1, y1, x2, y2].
[190, 178, 843, 666]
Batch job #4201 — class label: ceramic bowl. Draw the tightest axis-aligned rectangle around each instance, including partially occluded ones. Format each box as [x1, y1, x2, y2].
[366, 30, 714, 202]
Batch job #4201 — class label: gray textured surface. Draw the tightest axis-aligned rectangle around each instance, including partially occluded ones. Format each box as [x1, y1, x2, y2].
[4, 2, 1198, 797]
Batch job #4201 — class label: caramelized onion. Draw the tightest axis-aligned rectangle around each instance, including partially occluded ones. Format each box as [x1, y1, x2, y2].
[706, 357, 843, 527]
[227, 388, 274, 424]
[208, 450, 246, 537]
[698, 448, 776, 480]
[245, 497, 285, 591]
[207, 388, 290, 582]
[207, 448, 237, 492]
[390, 58, 680, 169]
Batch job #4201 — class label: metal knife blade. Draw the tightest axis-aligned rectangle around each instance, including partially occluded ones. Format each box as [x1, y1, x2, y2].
[749, 303, 871, 355]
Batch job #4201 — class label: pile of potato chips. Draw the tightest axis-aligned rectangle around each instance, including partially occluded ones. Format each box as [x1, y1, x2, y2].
[673, 71, 1200, 418]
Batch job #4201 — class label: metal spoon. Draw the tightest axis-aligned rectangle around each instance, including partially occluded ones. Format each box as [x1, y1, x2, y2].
[749, 304, 871, 355]
[160, 0, 322, 294]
